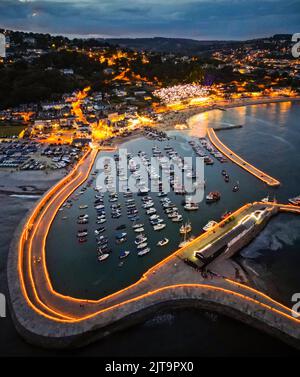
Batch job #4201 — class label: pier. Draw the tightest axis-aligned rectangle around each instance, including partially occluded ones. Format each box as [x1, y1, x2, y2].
[207, 127, 280, 187]
[7, 141, 300, 350]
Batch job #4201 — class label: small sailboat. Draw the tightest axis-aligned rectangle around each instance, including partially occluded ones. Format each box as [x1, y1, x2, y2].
[180, 221, 192, 234]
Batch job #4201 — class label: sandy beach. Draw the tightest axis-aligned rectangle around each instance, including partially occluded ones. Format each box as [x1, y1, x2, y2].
[0, 168, 68, 195]
[157, 96, 300, 130]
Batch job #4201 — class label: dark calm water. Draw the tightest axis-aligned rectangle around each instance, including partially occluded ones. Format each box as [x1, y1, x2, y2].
[1, 101, 300, 356]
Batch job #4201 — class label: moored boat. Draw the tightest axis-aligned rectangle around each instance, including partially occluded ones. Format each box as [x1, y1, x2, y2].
[157, 238, 169, 246]
[180, 221, 192, 234]
[206, 191, 221, 203]
[137, 247, 151, 256]
[203, 220, 218, 232]
[119, 250, 130, 259]
[288, 195, 300, 206]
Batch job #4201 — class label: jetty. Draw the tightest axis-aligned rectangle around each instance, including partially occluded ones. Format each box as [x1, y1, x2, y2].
[207, 127, 280, 187]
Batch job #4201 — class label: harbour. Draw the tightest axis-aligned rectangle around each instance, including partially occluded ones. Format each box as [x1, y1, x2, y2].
[6, 100, 300, 352]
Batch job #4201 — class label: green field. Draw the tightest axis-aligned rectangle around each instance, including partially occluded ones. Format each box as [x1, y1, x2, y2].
[0, 125, 26, 138]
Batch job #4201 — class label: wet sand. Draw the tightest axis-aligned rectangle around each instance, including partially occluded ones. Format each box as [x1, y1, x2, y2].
[0, 168, 68, 195]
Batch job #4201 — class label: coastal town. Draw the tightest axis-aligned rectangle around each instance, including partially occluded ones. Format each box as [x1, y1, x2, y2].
[1, 22, 300, 359]
[0, 30, 299, 174]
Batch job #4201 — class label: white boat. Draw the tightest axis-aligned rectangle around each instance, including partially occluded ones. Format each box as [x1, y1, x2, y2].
[134, 227, 144, 233]
[153, 223, 166, 231]
[138, 247, 151, 256]
[149, 214, 159, 220]
[168, 212, 179, 219]
[79, 205, 88, 209]
[137, 242, 148, 249]
[172, 214, 183, 222]
[184, 202, 199, 211]
[288, 195, 300, 206]
[132, 223, 144, 229]
[261, 195, 270, 203]
[157, 238, 169, 246]
[143, 202, 154, 209]
[98, 253, 110, 261]
[135, 236, 148, 245]
[146, 208, 156, 215]
[203, 220, 218, 232]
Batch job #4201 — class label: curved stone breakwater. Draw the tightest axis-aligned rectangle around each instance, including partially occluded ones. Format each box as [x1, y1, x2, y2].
[7, 142, 300, 350]
[207, 127, 280, 187]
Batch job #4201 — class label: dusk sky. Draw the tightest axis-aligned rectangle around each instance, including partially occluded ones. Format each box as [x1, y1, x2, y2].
[0, 0, 299, 40]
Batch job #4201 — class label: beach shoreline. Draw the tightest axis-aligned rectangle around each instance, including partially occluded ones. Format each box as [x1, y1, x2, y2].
[157, 96, 300, 130]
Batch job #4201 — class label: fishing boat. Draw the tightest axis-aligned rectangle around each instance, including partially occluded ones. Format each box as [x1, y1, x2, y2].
[180, 221, 192, 234]
[153, 223, 166, 231]
[119, 250, 130, 259]
[77, 230, 88, 237]
[206, 191, 221, 203]
[137, 247, 151, 256]
[97, 218, 106, 224]
[203, 220, 218, 232]
[157, 238, 169, 246]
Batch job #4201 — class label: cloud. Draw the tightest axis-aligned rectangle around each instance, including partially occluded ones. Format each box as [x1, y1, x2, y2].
[0, 0, 299, 39]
